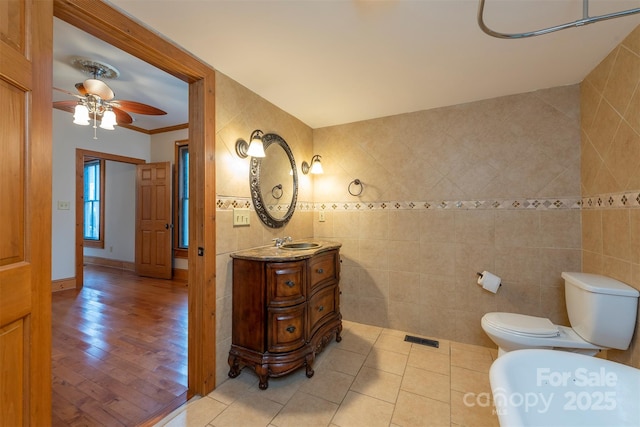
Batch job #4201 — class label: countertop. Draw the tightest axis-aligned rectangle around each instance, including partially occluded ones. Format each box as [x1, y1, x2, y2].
[230, 240, 341, 261]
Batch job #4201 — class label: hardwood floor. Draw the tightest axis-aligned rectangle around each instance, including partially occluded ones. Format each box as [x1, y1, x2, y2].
[52, 264, 189, 426]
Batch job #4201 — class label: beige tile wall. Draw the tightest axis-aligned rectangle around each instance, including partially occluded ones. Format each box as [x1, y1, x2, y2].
[214, 72, 315, 385]
[581, 25, 640, 368]
[313, 86, 583, 347]
[212, 24, 639, 387]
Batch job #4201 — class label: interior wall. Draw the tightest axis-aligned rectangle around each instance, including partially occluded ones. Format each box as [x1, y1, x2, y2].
[580, 24, 640, 368]
[312, 85, 582, 347]
[52, 109, 151, 280]
[214, 71, 315, 385]
[150, 128, 188, 164]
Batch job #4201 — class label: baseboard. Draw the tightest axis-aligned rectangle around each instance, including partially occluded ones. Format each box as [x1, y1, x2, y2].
[173, 268, 188, 283]
[52, 277, 76, 292]
[83, 256, 188, 281]
[84, 255, 135, 271]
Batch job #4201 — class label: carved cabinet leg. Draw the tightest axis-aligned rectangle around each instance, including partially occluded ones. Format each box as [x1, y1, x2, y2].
[228, 354, 240, 378]
[305, 353, 315, 378]
[256, 365, 269, 390]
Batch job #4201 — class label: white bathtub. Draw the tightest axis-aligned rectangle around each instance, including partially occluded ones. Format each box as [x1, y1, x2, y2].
[489, 349, 640, 426]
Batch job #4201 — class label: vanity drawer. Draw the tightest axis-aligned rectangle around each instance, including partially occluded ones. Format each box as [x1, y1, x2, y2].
[267, 261, 306, 307]
[308, 285, 337, 335]
[268, 305, 306, 353]
[308, 251, 337, 291]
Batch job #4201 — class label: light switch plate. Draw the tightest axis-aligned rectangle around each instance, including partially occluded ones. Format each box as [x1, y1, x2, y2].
[233, 208, 250, 226]
[57, 201, 71, 210]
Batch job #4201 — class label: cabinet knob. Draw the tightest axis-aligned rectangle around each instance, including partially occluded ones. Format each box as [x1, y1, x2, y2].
[286, 325, 296, 333]
[317, 268, 324, 274]
[285, 280, 295, 288]
[318, 305, 324, 312]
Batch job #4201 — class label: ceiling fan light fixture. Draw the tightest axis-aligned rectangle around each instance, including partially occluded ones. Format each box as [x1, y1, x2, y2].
[56, 57, 167, 138]
[99, 109, 117, 130]
[73, 103, 90, 125]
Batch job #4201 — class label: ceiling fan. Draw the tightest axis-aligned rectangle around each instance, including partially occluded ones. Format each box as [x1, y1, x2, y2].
[53, 57, 167, 138]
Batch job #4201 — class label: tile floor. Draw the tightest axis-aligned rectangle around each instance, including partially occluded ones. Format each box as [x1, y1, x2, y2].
[156, 321, 500, 427]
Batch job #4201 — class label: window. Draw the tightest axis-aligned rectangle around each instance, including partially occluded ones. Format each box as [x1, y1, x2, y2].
[83, 158, 105, 248]
[174, 141, 189, 256]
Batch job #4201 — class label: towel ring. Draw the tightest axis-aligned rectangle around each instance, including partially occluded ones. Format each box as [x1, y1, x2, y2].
[271, 184, 283, 200]
[348, 179, 363, 196]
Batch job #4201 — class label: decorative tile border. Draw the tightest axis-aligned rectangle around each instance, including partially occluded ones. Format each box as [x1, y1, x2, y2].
[582, 191, 640, 209]
[217, 193, 640, 212]
[216, 196, 314, 212]
[216, 196, 585, 211]
[216, 197, 252, 210]
[313, 198, 582, 211]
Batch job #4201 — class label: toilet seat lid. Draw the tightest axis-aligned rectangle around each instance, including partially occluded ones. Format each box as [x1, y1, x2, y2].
[484, 312, 560, 337]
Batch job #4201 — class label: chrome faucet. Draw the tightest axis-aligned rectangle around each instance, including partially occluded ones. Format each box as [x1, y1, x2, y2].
[273, 236, 293, 248]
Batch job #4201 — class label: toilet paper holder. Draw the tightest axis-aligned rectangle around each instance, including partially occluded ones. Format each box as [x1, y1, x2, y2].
[477, 272, 502, 287]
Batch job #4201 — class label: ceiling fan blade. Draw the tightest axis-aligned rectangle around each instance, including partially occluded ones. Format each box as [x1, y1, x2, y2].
[82, 78, 115, 100]
[111, 100, 167, 115]
[54, 87, 83, 98]
[112, 107, 133, 124]
[75, 82, 88, 96]
[53, 100, 80, 114]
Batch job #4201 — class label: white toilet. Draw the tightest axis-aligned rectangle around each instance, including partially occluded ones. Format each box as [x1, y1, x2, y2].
[482, 272, 640, 356]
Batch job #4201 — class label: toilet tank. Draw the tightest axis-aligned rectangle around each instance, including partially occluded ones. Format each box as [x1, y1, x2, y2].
[562, 272, 640, 350]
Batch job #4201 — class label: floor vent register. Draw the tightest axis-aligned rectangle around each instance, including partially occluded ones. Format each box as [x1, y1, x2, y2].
[404, 335, 439, 348]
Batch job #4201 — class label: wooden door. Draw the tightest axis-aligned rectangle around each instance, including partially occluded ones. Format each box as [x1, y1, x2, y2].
[0, 0, 52, 425]
[136, 162, 172, 279]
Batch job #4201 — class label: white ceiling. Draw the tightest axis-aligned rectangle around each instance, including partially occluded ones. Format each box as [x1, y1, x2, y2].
[55, 1, 640, 130]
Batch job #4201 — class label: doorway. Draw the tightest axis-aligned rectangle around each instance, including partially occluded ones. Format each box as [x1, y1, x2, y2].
[74, 149, 146, 288]
[74, 151, 174, 282]
[54, 0, 218, 398]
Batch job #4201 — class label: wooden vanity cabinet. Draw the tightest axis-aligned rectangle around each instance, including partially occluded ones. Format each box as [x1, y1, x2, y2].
[228, 248, 342, 389]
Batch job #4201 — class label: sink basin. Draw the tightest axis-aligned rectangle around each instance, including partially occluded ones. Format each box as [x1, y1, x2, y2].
[281, 242, 321, 250]
[490, 349, 640, 426]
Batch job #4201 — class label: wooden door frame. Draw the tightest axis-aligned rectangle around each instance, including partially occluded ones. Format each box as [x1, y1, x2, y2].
[55, 0, 217, 396]
[75, 149, 146, 288]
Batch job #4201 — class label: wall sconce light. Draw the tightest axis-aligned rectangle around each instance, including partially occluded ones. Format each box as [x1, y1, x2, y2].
[301, 155, 324, 175]
[235, 129, 266, 158]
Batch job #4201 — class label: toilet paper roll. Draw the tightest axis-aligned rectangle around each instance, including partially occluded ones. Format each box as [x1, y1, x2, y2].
[477, 271, 501, 293]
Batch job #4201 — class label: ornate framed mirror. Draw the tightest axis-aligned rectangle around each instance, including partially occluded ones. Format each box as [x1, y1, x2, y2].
[250, 133, 298, 228]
